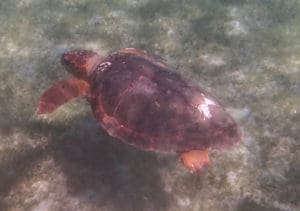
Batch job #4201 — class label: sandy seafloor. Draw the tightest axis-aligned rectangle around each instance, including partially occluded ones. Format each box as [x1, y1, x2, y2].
[0, 0, 299, 210]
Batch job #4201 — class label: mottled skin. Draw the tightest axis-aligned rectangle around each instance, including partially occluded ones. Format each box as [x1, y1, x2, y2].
[38, 48, 242, 173]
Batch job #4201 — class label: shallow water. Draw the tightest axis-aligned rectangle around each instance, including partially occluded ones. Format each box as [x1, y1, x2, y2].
[0, 0, 299, 210]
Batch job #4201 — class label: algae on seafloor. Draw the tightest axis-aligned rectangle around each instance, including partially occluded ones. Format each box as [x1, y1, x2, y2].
[0, 0, 299, 210]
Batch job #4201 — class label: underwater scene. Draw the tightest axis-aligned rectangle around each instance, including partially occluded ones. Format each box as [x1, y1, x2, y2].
[0, 0, 299, 210]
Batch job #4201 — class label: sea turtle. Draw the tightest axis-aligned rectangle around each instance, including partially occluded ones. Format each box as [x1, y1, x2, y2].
[38, 48, 242, 173]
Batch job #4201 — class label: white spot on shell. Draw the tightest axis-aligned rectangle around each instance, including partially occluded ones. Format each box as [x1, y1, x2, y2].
[197, 94, 217, 120]
[97, 62, 111, 72]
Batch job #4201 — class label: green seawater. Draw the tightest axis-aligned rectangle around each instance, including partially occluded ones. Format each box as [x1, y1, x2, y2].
[0, 0, 299, 210]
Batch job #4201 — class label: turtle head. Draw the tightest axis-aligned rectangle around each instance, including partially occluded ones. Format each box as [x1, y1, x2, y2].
[61, 50, 102, 79]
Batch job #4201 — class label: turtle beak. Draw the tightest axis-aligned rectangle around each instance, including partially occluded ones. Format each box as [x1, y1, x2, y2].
[61, 52, 74, 68]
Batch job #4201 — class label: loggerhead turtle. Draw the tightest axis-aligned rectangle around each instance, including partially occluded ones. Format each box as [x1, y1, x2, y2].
[38, 48, 242, 173]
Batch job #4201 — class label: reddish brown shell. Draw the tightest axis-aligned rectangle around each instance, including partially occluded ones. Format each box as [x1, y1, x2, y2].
[88, 49, 241, 152]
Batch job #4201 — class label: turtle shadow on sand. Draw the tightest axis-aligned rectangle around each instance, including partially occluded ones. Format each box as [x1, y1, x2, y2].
[0, 113, 171, 211]
[48, 116, 171, 211]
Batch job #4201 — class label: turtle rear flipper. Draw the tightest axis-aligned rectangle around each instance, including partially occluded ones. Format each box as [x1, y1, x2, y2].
[180, 150, 211, 173]
[37, 78, 89, 114]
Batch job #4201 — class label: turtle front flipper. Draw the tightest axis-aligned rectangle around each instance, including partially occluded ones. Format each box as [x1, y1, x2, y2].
[38, 78, 89, 114]
[180, 150, 211, 174]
